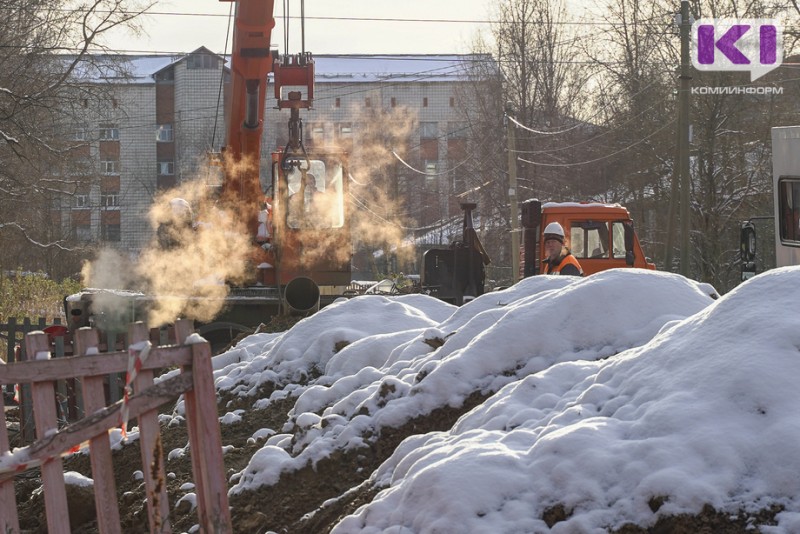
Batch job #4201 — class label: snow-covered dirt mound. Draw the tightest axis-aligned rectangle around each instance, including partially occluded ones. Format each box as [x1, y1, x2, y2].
[208, 269, 716, 500]
[334, 267, 800, 533]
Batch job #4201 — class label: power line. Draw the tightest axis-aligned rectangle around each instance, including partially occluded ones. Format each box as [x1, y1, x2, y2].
[506, 115, 584, 136]
[391, 150, 472, 177]
[37, 9, 679, 27]
[517, 119, 676, 168]
[511, 101, 666, 156]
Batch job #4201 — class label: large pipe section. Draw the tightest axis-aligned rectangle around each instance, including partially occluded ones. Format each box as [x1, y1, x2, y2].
[284, 276, 320, 315]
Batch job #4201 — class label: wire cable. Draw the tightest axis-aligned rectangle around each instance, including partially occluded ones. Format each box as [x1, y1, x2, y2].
[506, 114, 584, 136]
[391, 150, 472, 176]
[347, 191, 460, 233]
[510, 89, 667, 156]
[211, 2, 234, 149]
[517, 119, 675, 167]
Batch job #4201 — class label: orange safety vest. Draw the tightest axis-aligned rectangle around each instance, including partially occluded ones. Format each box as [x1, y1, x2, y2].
[543, 251, 584, 276]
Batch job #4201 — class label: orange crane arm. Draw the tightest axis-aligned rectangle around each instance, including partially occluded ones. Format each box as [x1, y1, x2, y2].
[220, 0, 276, 205]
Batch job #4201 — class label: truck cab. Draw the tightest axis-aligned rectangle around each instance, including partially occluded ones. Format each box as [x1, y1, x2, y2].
[522, 200, 655, 277]
[740, 126, 800, 281]
[771, 126, 800, 269]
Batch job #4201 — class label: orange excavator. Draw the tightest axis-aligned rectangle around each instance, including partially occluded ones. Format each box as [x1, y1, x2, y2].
[220, 0, 351, 306]
[66, 0, 352, 351]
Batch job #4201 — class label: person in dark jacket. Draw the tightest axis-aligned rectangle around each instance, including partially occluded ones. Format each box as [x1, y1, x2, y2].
[541, 222, 584, 276]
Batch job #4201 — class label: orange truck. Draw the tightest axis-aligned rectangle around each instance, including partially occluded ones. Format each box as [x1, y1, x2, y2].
[521, 199, 656, 277]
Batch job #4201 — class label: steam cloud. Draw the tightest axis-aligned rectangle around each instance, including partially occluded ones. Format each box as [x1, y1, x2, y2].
[83, 179, 251, 328]
[345, 106, 418, 271]
[81, 105, 431, 327]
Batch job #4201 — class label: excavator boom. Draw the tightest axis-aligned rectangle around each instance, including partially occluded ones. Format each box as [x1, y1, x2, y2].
[220, 0, 276, 207]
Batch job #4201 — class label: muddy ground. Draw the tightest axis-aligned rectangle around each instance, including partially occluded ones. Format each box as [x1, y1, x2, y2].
[6, 323, 784, 534]
[8, 391, 785, 534]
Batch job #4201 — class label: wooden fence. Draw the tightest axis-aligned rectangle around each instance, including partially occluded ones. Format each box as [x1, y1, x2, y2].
[0, 319, 232, 533]
[2, 317, 179, 442]
[1, 317, 63, 364]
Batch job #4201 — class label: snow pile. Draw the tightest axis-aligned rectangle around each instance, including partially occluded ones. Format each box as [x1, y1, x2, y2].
[214, 294, 452, 396]
[334, 267, 800, 533]
[213, 269, 716, 499]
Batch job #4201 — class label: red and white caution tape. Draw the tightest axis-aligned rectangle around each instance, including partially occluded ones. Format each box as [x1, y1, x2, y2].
[120, 341, 152, 439]
[0, 440, 91, 478]
[0, 341, 154, 476]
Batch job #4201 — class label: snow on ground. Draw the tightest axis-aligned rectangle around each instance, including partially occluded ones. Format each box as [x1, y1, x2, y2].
[163, 266, 800, 532]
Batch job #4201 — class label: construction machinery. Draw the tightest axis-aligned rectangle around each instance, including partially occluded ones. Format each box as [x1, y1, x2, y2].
[740, 126, 800, 280]
[519, 200, 656, 277]
[67, 0, 351, 351]
[64, 1, 656, 352]
[421, 203, 491, 305]
[420, 200, 655, 303]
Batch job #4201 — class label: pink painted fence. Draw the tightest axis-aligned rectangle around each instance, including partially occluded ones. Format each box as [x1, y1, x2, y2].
[0, 319, 231, 533]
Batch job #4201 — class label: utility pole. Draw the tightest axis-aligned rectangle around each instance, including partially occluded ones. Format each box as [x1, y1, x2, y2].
[505, 104, 520, 284]
[677, 0, 692, 277]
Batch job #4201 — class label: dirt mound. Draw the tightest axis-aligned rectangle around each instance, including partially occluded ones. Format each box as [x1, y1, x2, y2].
[9, 375, 782, 534]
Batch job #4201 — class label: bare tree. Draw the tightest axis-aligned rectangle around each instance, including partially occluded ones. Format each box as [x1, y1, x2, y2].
[449, 0, 596, 282]
[676, 0, 796, 291]
[0, 0, 153, 278]
[493, 0, 595, 200]
[574, 0, 677, 263]
[575, 0, 797, 290]
[448, 43, 515, 283]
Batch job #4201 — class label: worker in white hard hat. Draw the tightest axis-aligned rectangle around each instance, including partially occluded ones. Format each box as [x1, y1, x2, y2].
[157, 197, 195, 249]
[542, 222, 583, 276]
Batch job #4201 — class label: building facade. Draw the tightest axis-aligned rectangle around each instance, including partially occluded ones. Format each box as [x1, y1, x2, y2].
[58, 50, 480, 259]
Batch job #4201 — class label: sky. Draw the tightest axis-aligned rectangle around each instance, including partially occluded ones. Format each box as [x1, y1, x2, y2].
[113, 0, 495, 56]
[6, 267, 800, 531]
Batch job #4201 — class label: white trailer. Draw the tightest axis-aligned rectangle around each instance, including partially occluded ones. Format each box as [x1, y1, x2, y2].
[772, 126, 800, 268]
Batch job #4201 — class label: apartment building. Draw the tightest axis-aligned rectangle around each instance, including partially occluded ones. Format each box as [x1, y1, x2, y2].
[58, 49, 480, 256]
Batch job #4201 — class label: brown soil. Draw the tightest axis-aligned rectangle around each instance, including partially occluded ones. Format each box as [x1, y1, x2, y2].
[6, 332, 785, 534]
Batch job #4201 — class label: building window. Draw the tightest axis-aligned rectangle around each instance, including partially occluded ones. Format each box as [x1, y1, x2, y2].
[447, 122, 468, 138]
[75, 225, 92, 242]
[74, 194, 88, 208]
[101, 160, 120, 175]
[158, 161, 175, 176]
[306, 123, 324, 145]
[420, 122, 437, 139]
[187, 53, 218, 70]
[156, 124, 174, 142]
[423, 97, 428, 107]
[336, 123, 353, 151]
[335, 97, 341, 108]
[101, 224, 121, 242]
[99, 124, 119, 141]
[391, 97, 397, 108]
[365, 97, 371, 107]
[450, 97, 455, 107]
[101, 193, 119, 208]
[337, 123, 353, 138]
[73, 126, 88, 141]
[424, 161, 437, 179]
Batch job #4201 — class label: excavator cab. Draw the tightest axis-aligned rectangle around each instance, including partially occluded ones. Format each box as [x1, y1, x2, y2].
[282, 158, 346, 230]
[270, 150, 351, 288]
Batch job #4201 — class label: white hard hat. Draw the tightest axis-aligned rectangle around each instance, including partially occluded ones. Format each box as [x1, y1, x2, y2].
[543, 222, 565, 239]
[169, 198, 192, 216]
